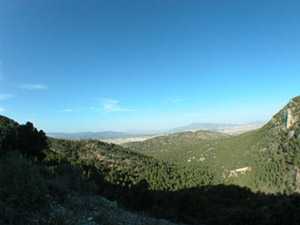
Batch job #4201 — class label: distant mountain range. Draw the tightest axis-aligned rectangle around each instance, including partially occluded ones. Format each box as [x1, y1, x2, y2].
[171, 122, 265, 134]
[48, 122, 264, 141]
[47, 131, 146, 140]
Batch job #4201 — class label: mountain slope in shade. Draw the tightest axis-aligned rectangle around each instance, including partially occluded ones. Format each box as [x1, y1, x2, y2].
[0, 115, 19, 133]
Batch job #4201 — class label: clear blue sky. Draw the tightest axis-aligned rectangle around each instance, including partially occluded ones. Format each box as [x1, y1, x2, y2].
[0, 0, 300, 132]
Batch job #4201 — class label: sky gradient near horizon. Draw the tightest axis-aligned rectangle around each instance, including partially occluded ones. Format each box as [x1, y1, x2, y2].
[0, 0, 300, 132]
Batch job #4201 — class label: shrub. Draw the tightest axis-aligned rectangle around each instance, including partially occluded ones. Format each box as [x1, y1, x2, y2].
[17, 122, 48, 159]
[0, 152, 48, 224]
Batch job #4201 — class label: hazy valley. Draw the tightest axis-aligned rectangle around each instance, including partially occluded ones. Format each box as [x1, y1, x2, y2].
[48, 121, 264, 144]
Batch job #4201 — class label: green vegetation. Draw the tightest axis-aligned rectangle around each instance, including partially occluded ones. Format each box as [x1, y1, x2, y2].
[0, 115, 216, 224]
[1, 96, 300, 225]
[48, 138, 216, 190]
[126, 97, 300, 193]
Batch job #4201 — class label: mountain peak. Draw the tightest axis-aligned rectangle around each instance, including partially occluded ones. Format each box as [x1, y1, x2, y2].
[267, 96, 300, 132]
[285, 96, 300, 129]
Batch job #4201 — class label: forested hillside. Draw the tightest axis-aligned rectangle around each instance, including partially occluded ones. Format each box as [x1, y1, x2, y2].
[126, 97, 300, 193]
[48, 138, 215, 191]
[1, 97, 300, 225]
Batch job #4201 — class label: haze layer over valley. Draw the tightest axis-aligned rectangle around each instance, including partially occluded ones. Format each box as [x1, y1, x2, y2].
[48, 121, 264, 144]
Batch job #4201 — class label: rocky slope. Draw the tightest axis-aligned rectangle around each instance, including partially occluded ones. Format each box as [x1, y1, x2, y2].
[46, 194, 184, 225]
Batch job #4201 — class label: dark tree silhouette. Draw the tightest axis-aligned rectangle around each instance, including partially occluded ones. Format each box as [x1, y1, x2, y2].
[0, 116, 18, 152]
[0, 117, 48, 158]
[17, 122, 48, 158]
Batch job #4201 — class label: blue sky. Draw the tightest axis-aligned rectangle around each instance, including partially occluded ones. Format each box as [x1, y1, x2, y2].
[0, 0, 300, 132]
